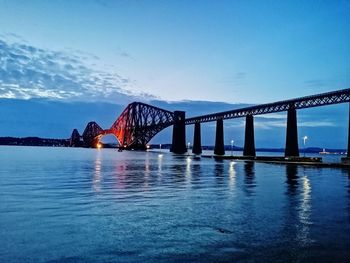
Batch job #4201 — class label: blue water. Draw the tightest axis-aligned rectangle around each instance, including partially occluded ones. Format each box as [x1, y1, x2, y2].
[0, 146, 349, 262]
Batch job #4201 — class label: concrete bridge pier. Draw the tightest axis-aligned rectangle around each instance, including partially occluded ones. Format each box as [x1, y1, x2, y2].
[346, 103, 350, 158]
[347, 103, 350, 158]
[170, 111, 187, 154]
[341, 103, 350, 164]
[285, 107, 299, 157]
[192, 122, 202, 155]
[214, 118, 225, 155]
[243, 114, 256, 156]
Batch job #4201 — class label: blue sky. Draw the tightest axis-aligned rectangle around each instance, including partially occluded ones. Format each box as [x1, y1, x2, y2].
[0, 0, 349, 148]
[1, 0, 349, 103]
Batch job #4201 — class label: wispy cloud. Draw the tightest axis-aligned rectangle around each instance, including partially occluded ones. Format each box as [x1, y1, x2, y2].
[254, 120, 336, 130]
[224, 114, 336, 130]
[0, 37, 153, 102]
[119, 51, 134, 60]
[298, 121, 337, 127]
[201, 114, 336, 130]
[256, 113, 286, 120]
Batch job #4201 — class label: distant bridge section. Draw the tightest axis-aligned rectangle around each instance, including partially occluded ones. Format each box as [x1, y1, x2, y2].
[71, 102, 175, 149]
[185, 88, 350, 124]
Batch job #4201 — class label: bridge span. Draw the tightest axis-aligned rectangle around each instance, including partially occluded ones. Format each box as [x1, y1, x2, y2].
[180, 88, 350, 156]
[70, 88, 350, 158]
[185, 89, 350, 124]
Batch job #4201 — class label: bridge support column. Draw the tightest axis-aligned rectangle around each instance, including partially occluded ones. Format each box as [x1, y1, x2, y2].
[170, 111, 187, 154]
[341, 103, 350, 164]
[347, 103, 350, 157]
[214, 118, 225, 155]
[285, 107, 299, 157]
[243, 115, 256, 156]
[192, 122, 202, 155]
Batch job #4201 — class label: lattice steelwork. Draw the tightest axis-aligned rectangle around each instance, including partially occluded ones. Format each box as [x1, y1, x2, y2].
[185, 88, 350, 124]
[82, 121, 105, 147]
[109, 102, 174, 149]
[69, 128, 81, 147]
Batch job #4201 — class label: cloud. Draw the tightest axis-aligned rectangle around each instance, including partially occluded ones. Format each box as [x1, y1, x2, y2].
[256, 113, 286, 120]
[298, 121, 337, 127]
[0, 37, 150, 103]
[119, 51, 134, 59]
[254, 120, 336, 130]
[224, 113, 337, 130]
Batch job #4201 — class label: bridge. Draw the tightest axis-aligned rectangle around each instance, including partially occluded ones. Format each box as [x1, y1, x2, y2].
[70, 102, 175, 150]
[70, 88, 350, 158]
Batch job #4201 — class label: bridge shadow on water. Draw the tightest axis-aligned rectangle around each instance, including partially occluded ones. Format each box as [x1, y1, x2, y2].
[281, 165, 313, 259]
[243, 161, 256, 197]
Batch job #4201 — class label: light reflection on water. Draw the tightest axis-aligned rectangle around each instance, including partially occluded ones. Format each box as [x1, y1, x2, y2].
[93, 152, 102, 193]
[228, 161, 236, 191]
[0, 146, 349, 263]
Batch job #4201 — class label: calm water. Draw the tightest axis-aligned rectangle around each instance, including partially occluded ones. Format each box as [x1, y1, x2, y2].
[0, 146, 349, 262]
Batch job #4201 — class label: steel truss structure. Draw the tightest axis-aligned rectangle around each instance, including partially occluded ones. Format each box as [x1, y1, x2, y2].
[82, 121, 105, 147]
[69, 129, 81, 147]
[185, 88, 350, 124]
[109, 102, 174, 149]
[72, 88, 349, 149]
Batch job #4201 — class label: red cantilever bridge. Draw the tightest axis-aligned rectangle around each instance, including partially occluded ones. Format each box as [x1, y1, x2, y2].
[70, 88, 350, 157]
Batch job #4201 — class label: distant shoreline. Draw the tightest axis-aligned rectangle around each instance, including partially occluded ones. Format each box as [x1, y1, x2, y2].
[0, 136, 69, 147]
[0, 136, 346, 154]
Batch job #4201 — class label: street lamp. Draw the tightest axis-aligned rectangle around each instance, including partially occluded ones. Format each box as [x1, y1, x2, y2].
[303, 136, 308, 157]
[231, 140, 234, 156]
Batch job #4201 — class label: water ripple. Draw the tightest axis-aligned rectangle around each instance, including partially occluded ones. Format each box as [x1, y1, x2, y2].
[0, 147, 349, 262]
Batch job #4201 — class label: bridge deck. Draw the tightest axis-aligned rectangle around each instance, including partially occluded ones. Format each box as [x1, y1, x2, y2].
[185, 88, 350, 124]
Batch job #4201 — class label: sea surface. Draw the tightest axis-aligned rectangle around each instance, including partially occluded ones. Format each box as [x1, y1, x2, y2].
[0, 146, 349, 262]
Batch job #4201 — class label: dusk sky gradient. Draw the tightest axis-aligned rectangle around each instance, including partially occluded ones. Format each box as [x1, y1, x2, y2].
[1, 0, 349, 102]
[0, 0, 349, 148]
